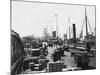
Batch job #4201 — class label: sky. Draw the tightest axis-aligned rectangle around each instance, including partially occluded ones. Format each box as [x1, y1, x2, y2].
[12, 1, 95, 38]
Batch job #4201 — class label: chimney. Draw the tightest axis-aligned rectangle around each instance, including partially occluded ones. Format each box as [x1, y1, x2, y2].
[72, 24, 76, 43]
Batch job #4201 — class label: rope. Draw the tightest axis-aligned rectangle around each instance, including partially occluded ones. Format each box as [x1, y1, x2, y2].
[87, 18, 93, 34]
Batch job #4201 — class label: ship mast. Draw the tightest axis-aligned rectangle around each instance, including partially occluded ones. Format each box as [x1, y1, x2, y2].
[69, 27, 71, 39]
[85, 8, 88, 36]
[68, 17, 71, 39]
[55, 14, 58, 39]
[80, 7, 93, 38]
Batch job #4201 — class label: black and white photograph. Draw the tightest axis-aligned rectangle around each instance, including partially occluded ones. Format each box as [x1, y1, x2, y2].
[11, 0, 96, 75]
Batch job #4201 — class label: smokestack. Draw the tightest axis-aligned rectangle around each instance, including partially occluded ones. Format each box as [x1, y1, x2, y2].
[72, 24, 76, 43]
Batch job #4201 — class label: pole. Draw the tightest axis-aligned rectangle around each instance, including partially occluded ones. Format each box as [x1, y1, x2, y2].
[85, 8, 88, 36]
[69, 27, 71, 39]
[55, 14, 58, 39]
[50, 21, 52, 36]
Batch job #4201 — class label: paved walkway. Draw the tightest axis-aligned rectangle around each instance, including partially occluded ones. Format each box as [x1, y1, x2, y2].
[47, 46, 77, 68]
